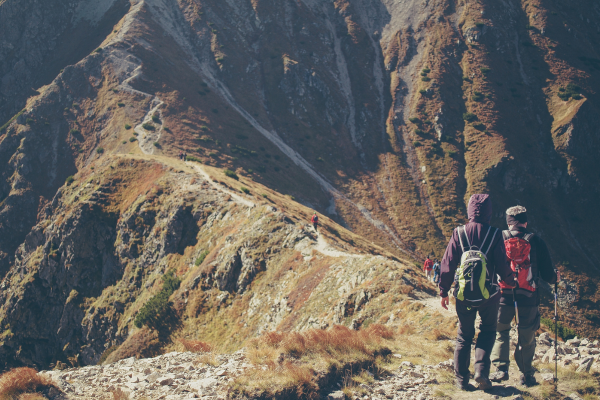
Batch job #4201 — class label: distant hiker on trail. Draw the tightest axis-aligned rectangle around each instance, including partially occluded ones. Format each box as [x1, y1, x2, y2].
[183, 152, 187, 161]
[432, 259, 440, 283]
[178, 151, 184, 160]
[490, 206, 559, 387]
[439, 194, 515, 392]
[311, 212, 319, 232]
[423, 256, 433, 281]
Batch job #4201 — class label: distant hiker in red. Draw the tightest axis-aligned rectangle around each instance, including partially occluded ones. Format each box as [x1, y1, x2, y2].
[311, 212, 319, 232]
[423, 256, 434, 281]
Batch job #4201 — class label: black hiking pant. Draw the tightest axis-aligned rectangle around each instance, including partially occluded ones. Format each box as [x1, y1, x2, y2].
[454, 296, 500, 383]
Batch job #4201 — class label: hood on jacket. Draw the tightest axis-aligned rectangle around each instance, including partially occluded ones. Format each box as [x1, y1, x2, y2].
[467, 194, 492, 223]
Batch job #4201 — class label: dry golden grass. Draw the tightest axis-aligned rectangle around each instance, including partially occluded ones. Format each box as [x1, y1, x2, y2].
[179, 338, 213, 353]
[232, 325, 394, 399]
[111, 388, 130, 400]
[16, 394, 47, 400]
[0, 368, 54, 400]
[195, 353, 220, 367]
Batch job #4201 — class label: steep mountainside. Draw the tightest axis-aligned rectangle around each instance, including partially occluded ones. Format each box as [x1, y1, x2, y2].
[1, 0, 599, 367]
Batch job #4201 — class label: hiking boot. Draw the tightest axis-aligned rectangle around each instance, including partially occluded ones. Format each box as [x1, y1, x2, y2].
[489, 370, 509, 382]
[519, 373, 537, 387]
[454, 379, 475, 391]
[474, 375, 493, 391]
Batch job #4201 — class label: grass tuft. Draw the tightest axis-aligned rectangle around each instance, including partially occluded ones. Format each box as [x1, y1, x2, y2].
[0, 367, 55, 400]
[233, 325, 394, 399]
[224, 169, 239, 180]
[179, 339, 213, 353]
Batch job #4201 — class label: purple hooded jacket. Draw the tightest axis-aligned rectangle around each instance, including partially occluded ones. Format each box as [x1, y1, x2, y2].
[439, 194, 515, 298]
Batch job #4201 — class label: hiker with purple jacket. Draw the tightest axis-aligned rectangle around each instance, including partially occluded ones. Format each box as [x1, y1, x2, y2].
[439, 194, 516, 392]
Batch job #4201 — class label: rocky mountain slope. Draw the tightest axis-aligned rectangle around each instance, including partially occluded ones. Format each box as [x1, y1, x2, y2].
[1, 0, 600, 369]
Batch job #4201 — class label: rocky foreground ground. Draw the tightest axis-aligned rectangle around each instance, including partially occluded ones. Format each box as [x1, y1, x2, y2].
[33, 331, 599, 400]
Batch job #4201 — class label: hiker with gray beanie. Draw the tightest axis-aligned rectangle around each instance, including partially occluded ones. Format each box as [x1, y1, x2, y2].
[490, 206, 559, 387]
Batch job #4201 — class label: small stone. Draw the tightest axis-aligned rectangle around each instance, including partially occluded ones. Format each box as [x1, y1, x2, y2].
[576, 357, 594, 373]
[392, 354, 402, 359]
[567, 393, 585, 400]
[327, 391, 345, 400]
[566, 338, 581, 347]
[401, 361, 414, 368]
[541, 373, 554, 382]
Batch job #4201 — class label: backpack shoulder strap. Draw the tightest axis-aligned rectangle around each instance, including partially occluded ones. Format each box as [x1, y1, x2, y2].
[483, 228, 499, 257]
[502, 230, 513, 241]
[523, 233, 534, 242]
[457, 226, 470, 252]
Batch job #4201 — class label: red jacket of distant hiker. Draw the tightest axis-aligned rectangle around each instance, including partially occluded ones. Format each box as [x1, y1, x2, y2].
[311, 215, 318, 224]
[423, 258, 433, 271]
[438, 194, 516, 298]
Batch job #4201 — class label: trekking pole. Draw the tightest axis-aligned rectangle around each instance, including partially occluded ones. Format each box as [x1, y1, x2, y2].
[553, 281, 559, 385]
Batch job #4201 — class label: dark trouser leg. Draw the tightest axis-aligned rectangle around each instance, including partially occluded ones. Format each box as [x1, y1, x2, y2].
[491, 304, 515, 372]
[473, 296, 500, 379]
[455, 301, 477, 383]
[514, 306, 540, 376]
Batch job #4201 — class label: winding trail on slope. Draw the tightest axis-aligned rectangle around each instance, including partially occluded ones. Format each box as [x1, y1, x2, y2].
[100, 0, 415, 258]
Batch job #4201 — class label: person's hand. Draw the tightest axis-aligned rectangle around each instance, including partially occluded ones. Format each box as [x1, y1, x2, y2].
[441, 296, 449, 310]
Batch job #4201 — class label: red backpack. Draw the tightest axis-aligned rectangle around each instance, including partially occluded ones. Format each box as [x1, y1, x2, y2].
[499, 230, 537, 293]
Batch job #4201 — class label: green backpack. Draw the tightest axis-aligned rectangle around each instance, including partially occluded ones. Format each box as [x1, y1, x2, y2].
[453, 225, 499, 306]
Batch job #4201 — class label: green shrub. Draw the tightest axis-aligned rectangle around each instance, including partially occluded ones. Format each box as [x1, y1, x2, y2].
[240, 187, 250, 194]
[200, 125, 209, 131]
[142, 123, 155, 131]
[422, 68, 431, 73]
[195, 250, 209, 266]
[117, 102, 125, 107]
[316, 157, 324, 162]
[122, 141, 127, 144]
[463, 112, 477, 122]
[224, 169, 239, 180]
[420, 72, 428, 77]
[134, 270, 181, 329]
[472, 91, 484, 102]
[95, 48, 103, 52]
[65, 176, 75, 185]
[541, 318, 576, 341]
[480, 67, 491, 74]
[26, 118, 34, 125]
[558, 83, 582, 101]
[446, 149, 457, 157]
[473, 123, 486, 131]
[153, 142, 160, 147]
[476, 22, 485, 28]
[151, 114, 161, 123]
[419, 89, 427, 95]
[125, 124, 132, 130]
[186, 155, 201, 162]
[133, 132, 138, 136]
[129, 137, 137, 142]
[415, 129, 425, 135]
[412, 141, 422, 147]
[96, 147, 105, 154]
[409, 117, 420, 123]
[70, 128, 80, 135]
[209, 152, 218, 158]
[261, 194, 268, 198]
[421, 76, 431, 82]
[216, 57, 224, 63]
